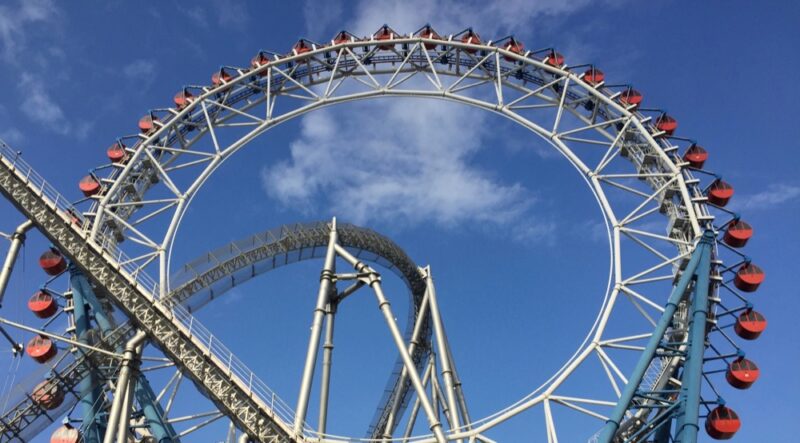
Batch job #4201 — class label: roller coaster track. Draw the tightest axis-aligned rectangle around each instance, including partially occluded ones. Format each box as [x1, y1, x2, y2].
[0, 143, 298, 441]
[0, 217, 430, 441]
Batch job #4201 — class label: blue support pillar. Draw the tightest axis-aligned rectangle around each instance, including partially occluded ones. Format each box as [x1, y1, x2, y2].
[598, 231, 715, 443]
[69, 265, 105, 443]
[70, 264, 177, 442]
[134, 374, 175, 442]
[675, 234, 712, 443]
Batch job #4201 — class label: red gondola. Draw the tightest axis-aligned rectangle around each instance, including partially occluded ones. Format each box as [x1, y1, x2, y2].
[211, 68, 233, 86]
[502, 37, 524, 61]
[705, 406, 740, 439]
[32, 380, 64, 410]
[726, 357, 759, 389]
[51, 424, 81, 443]
[138, 114, 158, 133]
[460, 29, 481, 53]
[707, 179, 734, 206]
[173, 89, 194, 109]
[107, 142, 127, 163]
[78, 175, 102, 197]
[581, 67, 605, 86]
[655, 114, 678, 136]
[544, 51, 565, 67]
[26, 335, 57, 364]
[332, 31, 351, 45]
[418, 25, 441, 50]
[683, 144, 708, 168]
[723, 220, 753, 248]
[619, 88, 643, 107]
[734, 309, 767, 340]
[39, 249, 66, 275]
[734, 263, 765, 292]
[373, 25, 396, 50]
[292, 39, 312, 55]
[28, 290, 58, 318]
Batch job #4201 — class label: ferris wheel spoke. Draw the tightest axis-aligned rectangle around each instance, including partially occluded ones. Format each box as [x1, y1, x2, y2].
[344, 47, 381, 90]
[543, 398, 558, 443]
[550, 396, 610, 421]
[447, 51, 493, 93]
[421, 45, 444, 91]
[595, 347, 629, 386]
[595, 350, 623, 398]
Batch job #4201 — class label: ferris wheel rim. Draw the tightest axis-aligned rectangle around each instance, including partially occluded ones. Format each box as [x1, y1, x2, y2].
[67, 32, 708, 440]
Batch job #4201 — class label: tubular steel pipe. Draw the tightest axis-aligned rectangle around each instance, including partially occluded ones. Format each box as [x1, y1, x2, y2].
[598, 232, 713, 443]
[675, 233, 712, 443]
[335, 243, 445, 443]
[70, 266, 106, 443]
[318, 303, 336, 435]
[425, 268, 463, 438]
[294, 217, 338, 435]
[116, 369, 139, 443]
[383, 289, 430, 438]
[103, 330, 147, 443]
[371, 280, 444, 440]
[0, 220, 33, 307]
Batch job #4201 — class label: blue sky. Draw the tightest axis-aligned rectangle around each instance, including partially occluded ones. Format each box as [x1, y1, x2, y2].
[0, 0, 798, 441]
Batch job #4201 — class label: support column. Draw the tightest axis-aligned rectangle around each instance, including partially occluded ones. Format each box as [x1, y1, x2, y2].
[104, 330, 147, 443]
[425, 268, 463, 438]
[317, 302, 336, 435]
[336, 244, 446, 443]
[383, 289, 430, 439]
[0, 220, 33, 307]
[116, 368, 139, 443]
[675, 234, 712, 443]
[598, 231, 714, 443]
[294, 218, 338, 435]
[71, 265, 176, 442]
[70, 266, 105, 443]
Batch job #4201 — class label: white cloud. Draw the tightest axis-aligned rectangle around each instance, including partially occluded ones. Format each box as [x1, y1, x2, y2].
[278, 0, 628, 241]
[216, 0, 248, 28]
[304, 0, 344, 37]
[181, 6, 209, 28]
[731, 183, 800, 211]
[123, 59, 156, 79]
[123, 59, 157, 89]
[19, 74, 67, 130]
[346, 0, 605, 38]
[0, 0, 57, 63]
[262, 100, 534, 228]
[0, 128, 24, 145]
[18, 73, 92, 140]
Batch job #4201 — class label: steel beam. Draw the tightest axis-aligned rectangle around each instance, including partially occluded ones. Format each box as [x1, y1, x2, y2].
[294, 218, 337, 435]
[598, 231, 714, 442]
[674, 233, 712, 443]
[0, 144, 296, 442]
[0, 219, 33, 307]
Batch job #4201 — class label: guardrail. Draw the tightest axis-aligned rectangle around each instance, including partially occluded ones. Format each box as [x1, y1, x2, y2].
[0, 138, 305, 435]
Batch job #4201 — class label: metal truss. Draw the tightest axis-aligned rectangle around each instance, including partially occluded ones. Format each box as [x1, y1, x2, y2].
[0, 25, 743, 441]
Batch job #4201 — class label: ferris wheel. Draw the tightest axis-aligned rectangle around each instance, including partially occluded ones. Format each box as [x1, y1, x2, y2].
[0, 23, 767, 442]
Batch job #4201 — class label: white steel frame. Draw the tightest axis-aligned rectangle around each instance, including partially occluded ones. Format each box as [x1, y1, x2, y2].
[0, 27, 720, 442]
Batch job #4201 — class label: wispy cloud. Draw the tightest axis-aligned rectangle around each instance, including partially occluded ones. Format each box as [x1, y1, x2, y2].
[180, 5, 209, 28]
[730, 183, 800, 211]
[123, 59, 157, 89]
[282, 0, 630, 242]
[0, 0, 58, 63]
[263, 100, 534, 227]
[0, 128, 24, 145]
[216, 0, 248, 28]
[19, 73, 92, 139]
